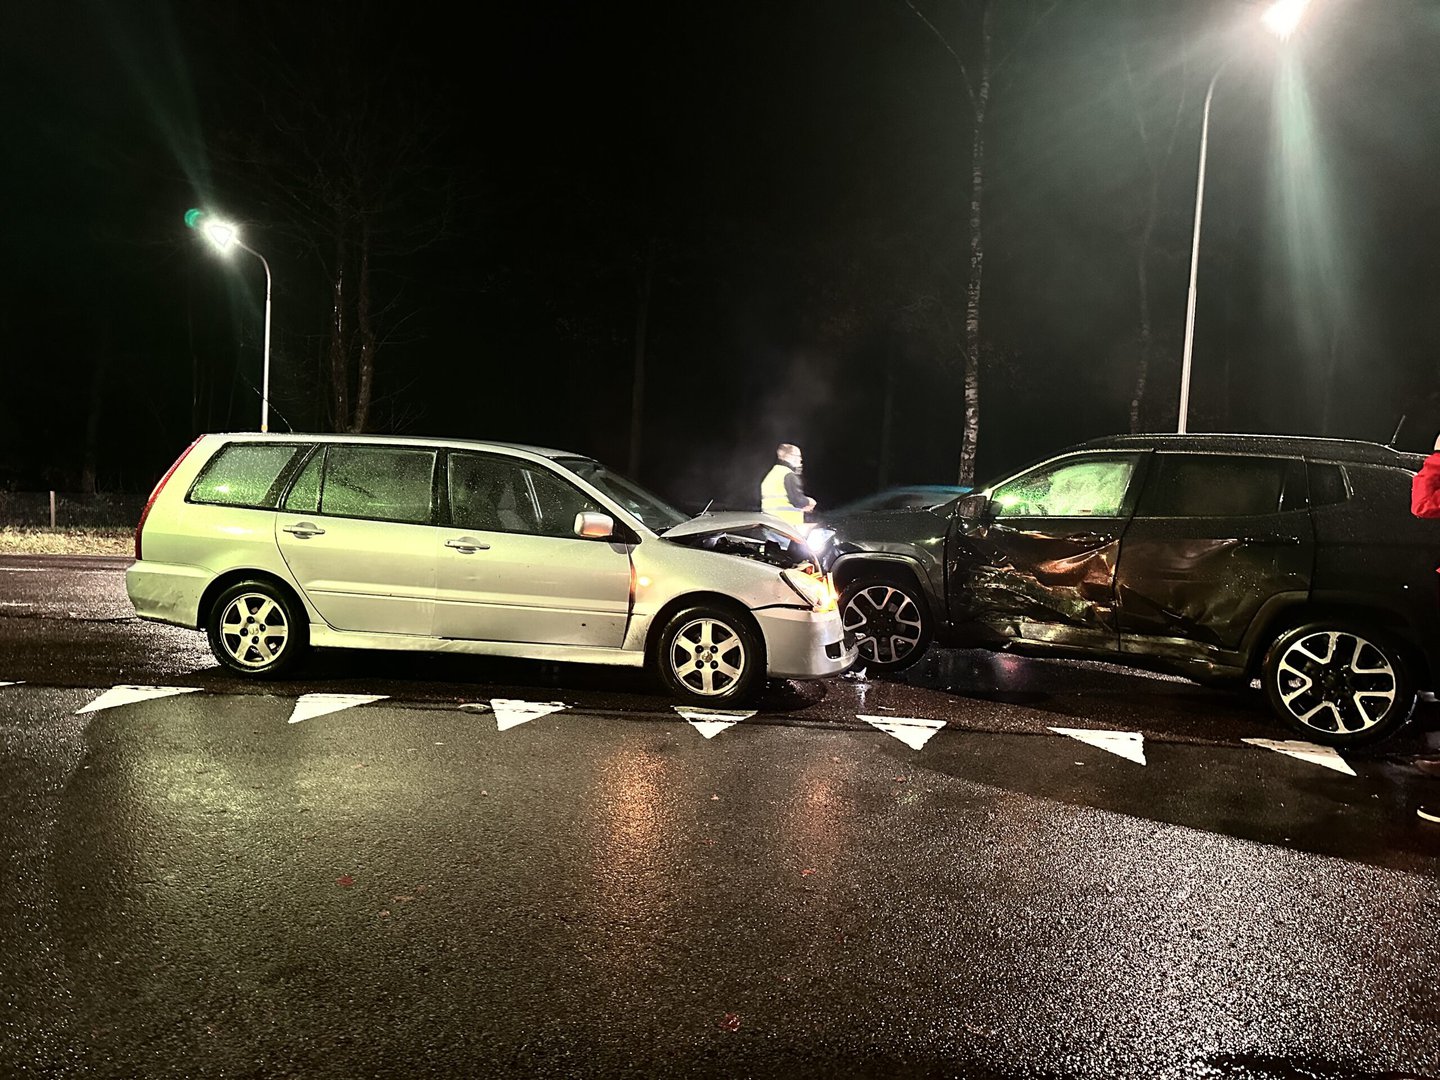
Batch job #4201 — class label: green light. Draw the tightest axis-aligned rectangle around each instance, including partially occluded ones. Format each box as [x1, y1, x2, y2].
[184, 208, 204, 230]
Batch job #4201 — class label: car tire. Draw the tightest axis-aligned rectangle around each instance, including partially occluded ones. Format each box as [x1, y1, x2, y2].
[840, 572, 931, 673]
[206, 578, 309, 678]
[654, 604, 763, 704]
[1260, 620, 1416, 746]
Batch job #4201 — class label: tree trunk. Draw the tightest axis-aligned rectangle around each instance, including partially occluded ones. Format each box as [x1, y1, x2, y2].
[958, 1, 992, 488]
[328, 234, 349, 432]
[352, 220, 375, 433]
[628, 238, 657, 477]
[1129, 183, 1158, 433]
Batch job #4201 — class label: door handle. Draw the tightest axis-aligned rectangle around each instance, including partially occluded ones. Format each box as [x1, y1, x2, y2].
[445, 537, 491, 553]
[282, 523, 326, 538]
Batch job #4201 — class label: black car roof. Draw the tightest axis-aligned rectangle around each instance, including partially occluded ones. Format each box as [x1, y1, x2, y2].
[1075, 433, 1426, 469]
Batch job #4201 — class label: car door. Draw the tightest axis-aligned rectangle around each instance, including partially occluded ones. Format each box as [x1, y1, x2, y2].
[432, 451, 632, 647]
[274, 444, 440, 636]
[1115, 452, 1314, 662]
[948, 451, 1142, 651]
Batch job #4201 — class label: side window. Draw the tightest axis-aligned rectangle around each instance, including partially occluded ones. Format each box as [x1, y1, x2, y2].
[189, 443, 303, 508]
[282, 447, 324, 512]
[1136, 454, 1290, 518]
[319, 446, 436, 525]
[1307, 462, 1350, 507]
[991, 455, 1138, 519]
[524, 466, 603, 538]
[448, 454, 537, 533]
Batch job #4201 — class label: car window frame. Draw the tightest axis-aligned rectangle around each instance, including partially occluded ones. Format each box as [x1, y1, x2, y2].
[440, 449, 615, 541]
[276, 442, 442, 527]
[1132, 451, 1304, 520]
[184, 440, 311, 511]
[985, 450, 1146, 521]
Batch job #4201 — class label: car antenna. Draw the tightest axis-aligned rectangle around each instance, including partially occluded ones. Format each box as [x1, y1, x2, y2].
[700, 499, 714, 516]
[1388, 413, 1406, 448]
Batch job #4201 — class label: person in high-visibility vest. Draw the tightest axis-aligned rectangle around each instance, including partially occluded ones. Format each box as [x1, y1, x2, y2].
[1411, 430, 1440, 824]
[760, 442, 816, 530]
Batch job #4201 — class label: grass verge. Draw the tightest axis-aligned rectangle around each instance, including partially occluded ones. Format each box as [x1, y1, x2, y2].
[0, 527, 133, 556]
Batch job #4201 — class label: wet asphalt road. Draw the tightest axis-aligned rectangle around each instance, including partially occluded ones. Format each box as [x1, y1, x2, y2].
[2, 554, 1439, 1078]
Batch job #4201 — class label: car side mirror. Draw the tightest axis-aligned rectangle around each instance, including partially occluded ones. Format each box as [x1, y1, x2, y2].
[956, 493, 991, 523]
[575, 511, 615, 540]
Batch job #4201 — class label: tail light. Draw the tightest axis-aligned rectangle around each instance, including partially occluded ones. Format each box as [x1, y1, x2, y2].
[135, 437, 203, 561]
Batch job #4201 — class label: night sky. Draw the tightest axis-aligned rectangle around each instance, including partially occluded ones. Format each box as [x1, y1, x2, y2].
[4, 0, 1440, 511]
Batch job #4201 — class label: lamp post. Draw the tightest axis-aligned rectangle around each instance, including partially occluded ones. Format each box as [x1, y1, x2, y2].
[1176, 0, 1310, 434]
[186, 210, 274, 433]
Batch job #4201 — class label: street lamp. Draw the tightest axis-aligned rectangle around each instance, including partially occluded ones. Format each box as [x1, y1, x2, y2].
[1176, 0, 1311, 434]
[185, 209, 274, 433]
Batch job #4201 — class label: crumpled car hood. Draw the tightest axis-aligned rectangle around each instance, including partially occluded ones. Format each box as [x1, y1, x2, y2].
[661, 512, 816, 570]
[662, 511, 806, 543]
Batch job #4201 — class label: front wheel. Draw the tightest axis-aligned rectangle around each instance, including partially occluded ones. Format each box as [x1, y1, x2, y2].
[206, 578, 309, 678]
[1260, 622, 1416, 746]
[653, 605, 763, 704]
[840, 574, 931, 672]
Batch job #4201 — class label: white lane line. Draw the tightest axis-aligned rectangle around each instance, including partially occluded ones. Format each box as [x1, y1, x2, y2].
[1050, 727, 1147, 765]
[1242, 737, 1356, 776]
[459, 698, 566, 731]
[673, 706, 755, 739]
[287, 693, 389, 725]
[0, 680, 23, 688]
[858, 714, 946, 751]
[77, 685, 202, 714]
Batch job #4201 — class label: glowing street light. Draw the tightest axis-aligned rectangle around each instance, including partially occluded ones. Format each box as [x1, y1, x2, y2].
[1176, 0, 1311, 434]
[185, 209, 274, 433]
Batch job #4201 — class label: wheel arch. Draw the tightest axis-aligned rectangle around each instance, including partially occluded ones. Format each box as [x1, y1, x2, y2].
[1244, 598, 1431, 686]
[199, 569, 313, 632]
[644, 591, 767, 671]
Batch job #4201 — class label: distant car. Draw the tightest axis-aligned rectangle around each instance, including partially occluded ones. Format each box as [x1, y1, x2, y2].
[126, 433, 856, 703]
[819, 485, 971, 520]
[825, 433, 1440, 747]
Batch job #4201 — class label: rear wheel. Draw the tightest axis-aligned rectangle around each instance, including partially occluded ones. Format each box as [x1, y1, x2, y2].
[1260, 621, 1415, 746]
[206, 579, 309, 678]
[654, 604, 763, 704]
[840, 574, 931, 672]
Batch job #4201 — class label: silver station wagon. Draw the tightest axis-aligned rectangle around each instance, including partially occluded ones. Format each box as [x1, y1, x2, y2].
[127, 433, 856, 703]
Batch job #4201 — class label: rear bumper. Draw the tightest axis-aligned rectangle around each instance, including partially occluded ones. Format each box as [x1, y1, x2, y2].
[754, 606, 857, 679]
[125, 561, 211, 629]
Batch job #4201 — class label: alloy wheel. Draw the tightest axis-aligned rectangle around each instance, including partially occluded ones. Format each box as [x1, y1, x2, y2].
[843, 584, 924, 667]
[1273, 629, 1398, 736]
[218, 592, 291, 670]
[668, 616, 747, 697]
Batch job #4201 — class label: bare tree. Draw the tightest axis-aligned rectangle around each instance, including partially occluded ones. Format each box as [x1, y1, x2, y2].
[902, 0, 1057, 485]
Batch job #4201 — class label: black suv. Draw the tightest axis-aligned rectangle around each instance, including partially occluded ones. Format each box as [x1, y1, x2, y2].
[825, 434, 1440, 746]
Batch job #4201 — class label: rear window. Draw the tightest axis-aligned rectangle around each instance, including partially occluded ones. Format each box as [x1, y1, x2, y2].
[188, 443, 303, 509]
[1136, 454, 1291, 518]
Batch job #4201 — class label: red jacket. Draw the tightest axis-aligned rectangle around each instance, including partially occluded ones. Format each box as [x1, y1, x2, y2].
[1413, 453, 1440, 518]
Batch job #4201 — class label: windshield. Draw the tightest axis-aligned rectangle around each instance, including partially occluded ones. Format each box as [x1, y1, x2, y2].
[555, 456, 689, 532]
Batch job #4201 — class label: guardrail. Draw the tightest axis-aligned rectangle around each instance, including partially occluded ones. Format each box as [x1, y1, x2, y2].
[0, 492, 145, 529]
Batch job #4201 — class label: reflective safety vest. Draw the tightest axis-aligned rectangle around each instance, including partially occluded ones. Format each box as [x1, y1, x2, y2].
[761, 463, 806, 527]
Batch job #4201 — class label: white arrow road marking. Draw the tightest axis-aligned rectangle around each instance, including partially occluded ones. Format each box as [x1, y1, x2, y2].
[1049, 727, 1147, 765]
[287, 693, 389, 725]
[672, 706, 756, 739]
[1242, 738, 1356, 776]
[77, 685, 202, 714]
[858, 714, 946, 751]
[459, 698, 567, 731]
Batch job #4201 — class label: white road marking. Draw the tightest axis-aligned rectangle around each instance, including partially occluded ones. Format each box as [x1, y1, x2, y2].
[1050, 727, 1147, 765]
[1242, 737, 1356, 776]
[672, 706, 755, 739]
[0, 601, 33, 607]
[77, 684, 202, 714]
[858, 714, 946, 751]
[287, 693, 389, 725]
[460, 698, 566, 731]
[0, 680, 22, 687]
